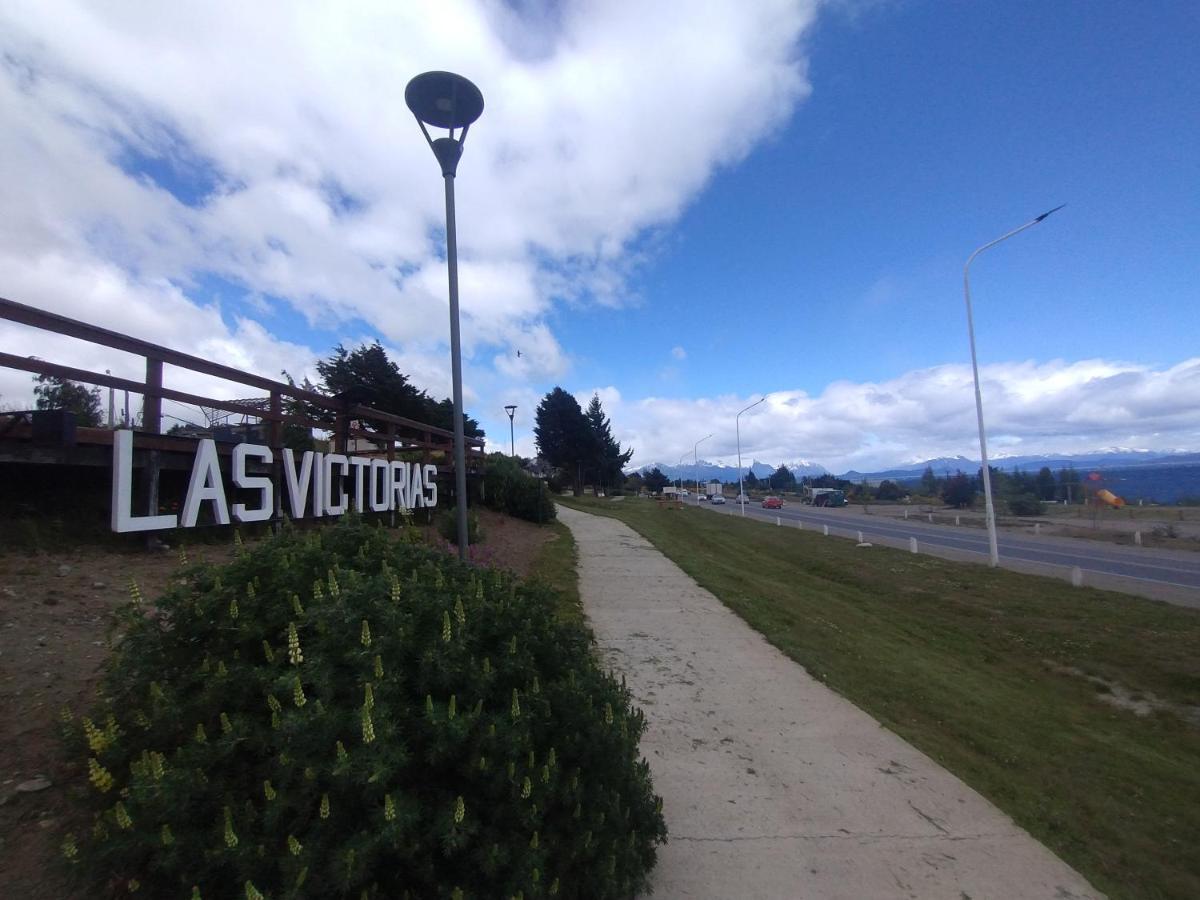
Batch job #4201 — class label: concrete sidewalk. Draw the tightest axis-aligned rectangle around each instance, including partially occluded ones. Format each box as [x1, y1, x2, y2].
[557, 505, 1102, 899]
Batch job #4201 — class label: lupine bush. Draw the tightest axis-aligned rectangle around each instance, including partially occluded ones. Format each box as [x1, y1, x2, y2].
[61, 519, 665, 898]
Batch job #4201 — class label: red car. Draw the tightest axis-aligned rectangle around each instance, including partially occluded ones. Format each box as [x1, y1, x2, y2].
[761, 496, 783, 509]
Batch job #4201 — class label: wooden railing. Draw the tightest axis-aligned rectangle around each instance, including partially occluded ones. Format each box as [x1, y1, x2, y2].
[0, 295, 486, 465]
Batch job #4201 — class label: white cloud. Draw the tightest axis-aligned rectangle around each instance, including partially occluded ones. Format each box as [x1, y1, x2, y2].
[615, 358, 1200, 473]
[0, 0, 820, 444]
[671, 346, 687, 361]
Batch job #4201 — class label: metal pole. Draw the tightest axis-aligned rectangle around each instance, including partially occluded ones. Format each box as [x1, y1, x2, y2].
[736, 397, 764, 517]
[509, 415, 515, 457]
[443, 174, 469, 559]
[694, 433, 712, 505]
[106, 370, 114, 428]
[963, 205, 1063, 568]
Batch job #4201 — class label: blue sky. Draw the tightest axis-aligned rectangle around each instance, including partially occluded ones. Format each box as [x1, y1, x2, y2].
[1, 1, 1197, 472]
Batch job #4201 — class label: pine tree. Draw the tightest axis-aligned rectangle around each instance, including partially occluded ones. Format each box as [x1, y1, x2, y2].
[32, 374, 103, 427]
[584, 393, 634, 494]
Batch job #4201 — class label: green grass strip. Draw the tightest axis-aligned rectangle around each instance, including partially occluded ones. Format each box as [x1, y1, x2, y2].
[558, 496, 1200, 900]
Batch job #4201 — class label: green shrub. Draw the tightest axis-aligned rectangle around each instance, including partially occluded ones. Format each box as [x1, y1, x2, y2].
[62, 519, 665, 898]
[1007, 493, 1044, 516]
[483, 455, 556, 524]
[436, 508, 482, 545]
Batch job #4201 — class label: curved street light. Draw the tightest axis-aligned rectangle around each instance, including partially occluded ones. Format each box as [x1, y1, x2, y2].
[693, 433, 713, 504]
[736, 397, 765, 516]
[964, 205, 1064, 567]
[406, 71, 484, 560]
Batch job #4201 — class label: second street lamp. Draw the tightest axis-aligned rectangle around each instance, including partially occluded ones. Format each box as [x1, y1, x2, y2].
[694, 433, 712, 504]
[736, 396, 765, 516]
[504, 404, 517, 457]
[964, 204, 1064, 568]
[406, 71, 484, 561]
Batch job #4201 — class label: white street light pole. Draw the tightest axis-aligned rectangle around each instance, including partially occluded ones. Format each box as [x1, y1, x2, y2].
[736, 397, 765, 517]
[964, 205, 1063, 567]
[693, 433, 712, 504]
[676, 453, 687, 495]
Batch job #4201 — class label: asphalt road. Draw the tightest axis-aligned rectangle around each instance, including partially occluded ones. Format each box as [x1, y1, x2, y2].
[698, 499, 1200, 596]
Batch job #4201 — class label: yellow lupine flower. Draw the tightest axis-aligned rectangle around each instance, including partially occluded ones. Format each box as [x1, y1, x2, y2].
[384, 793, 396, 822]
[61, 834, 78, 860]
[529, 831, 539, 850]
[267, 693, 282, 713]
[128, 577, 143, 607]
[223, 806, 238, 848]
[262, 640, 275, 663]
[220, 712, 233, 735]
[287, 622, 303, 665]
[293, 677, 307, 707]
[150, 751, 165, 780]
[191, 887, 201, 900]
[287, 835, 302, 856]
[82, 717, 108, 753]
[373, 654, 383, 679]
[454, 795, 465, 824]
[482, 657, 491, 675]
[263, 780, 276, 801]
[161, 823, 174, 845]
[425, 694, 434, 716]
[447, 694, 456, 720]
[604, 703, 614, 726]
[195, 723, 208, 743]
[442, 611, 452, 643]
[521, 776, 532, 799]
[336, 740, 348, 763]
[216, 660, 228, 677]
[178, 547, 189, 566]
[245, 882, 264, 900]
[88, 758, 114, 793]
[114, 801, 132, 830]
[511, 689, 520, 720]
[548, 747, 556, 768]
[361, 619, 372, 647]
[328, 570, 340, 598]
[319, 793, 330, 819]
[542, 765, 550, 784]
[509, 635, 517, 655]
[389, 576, 401, 604]
[312, 580, 324, 603]
[233, 530, 243, 547]
[59, 705, 74, 725]
[362, 705, 375, 743]
[454, 598, 466, 624]
[550, 878, 560, 895]
[364, 683, 375, 711]
[128, 878, 140, 892]
[291, 593, 304, 616]
[229, 596, 239, 620]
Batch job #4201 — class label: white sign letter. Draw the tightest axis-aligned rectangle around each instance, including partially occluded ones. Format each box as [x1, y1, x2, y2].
[323, 453, 349, 516]
[423, 464, 438, 508]
[181, 439, 231, 527]
[111, 429, 178, 533]
[391, 461, 409, 510]
[283, 449, 319, 518]
[233, 444, 273, 523]
[349, 456, 371, 512]
[369, 459, 390, 512]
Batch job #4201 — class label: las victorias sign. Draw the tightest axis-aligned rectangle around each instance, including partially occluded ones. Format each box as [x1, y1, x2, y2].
[111, 430, 439, 533]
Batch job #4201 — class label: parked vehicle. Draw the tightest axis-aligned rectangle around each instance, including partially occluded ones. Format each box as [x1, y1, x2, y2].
[806, 488, 847, 507]
[762, 496, 783, 509]
[735, 493, 750, 503]
[711, 495, 726, 505]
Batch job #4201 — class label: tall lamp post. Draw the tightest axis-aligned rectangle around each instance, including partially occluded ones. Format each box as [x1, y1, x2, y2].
[736, 396, 764, 516]
[406, 71, 484, 561]
[693, 433, 713, 504]
[676, 453, 687, 494]
[504, 404, 517, 457]
[964, 205, 1063, 567]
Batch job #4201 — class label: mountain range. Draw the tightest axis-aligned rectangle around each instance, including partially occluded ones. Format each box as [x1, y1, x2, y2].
[637, 449, 1200, 486]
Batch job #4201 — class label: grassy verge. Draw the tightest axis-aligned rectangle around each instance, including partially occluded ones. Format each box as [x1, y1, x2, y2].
[526, 518, 584, 628]
[559, 495, 1200, 899]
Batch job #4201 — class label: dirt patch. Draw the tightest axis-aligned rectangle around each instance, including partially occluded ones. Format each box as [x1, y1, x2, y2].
[1044, 660, 1200, 727]
[0, 511, 556, 899]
